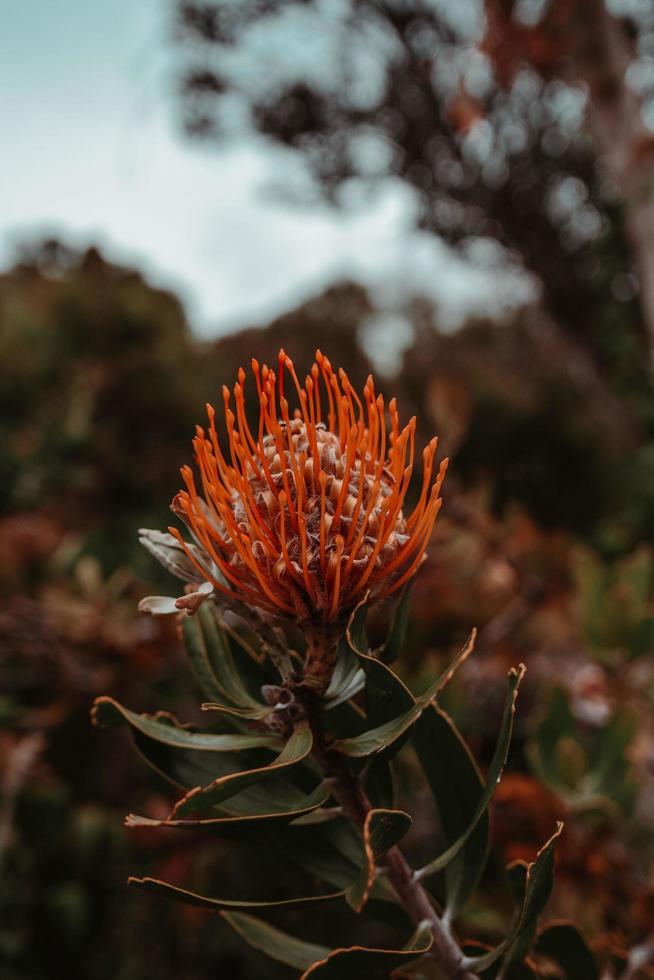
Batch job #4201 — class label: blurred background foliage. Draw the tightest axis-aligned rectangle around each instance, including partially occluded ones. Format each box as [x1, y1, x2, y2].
[2, 0, 654, 977]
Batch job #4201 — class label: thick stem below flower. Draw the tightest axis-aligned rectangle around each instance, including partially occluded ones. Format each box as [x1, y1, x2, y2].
[303, 703, 476, 980]
[301, 629, 340, 696]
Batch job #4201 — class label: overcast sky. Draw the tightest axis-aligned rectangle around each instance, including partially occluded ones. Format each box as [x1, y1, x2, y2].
[0, 0, 532, 343]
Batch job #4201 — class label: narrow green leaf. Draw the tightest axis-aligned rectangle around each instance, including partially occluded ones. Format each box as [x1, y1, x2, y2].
[365, 757, 395, 809]
[346, 600, 476, 765]
[125, 783, 330, 835]
[324, 697, 368, 740]
[130, 723, 256, 791]
[273, 817, 402, 924]
[412, 704, 488, 917]
[273, 818, 362, 891]
[181, 610, 226, 703]
[324, 637, 365, 709]
[171, 721, 313, 815]
[92, 697, 281, 752]
[380, 580, 414, 664]
[429, 628, 477, 695]
[507, 861, 528, 903]
[190, 604, 266, 708]
[93, 696, 322, 820]
[346, 597, 415, 746]
[346, 808, 412, 912]
[333, 637, 479, 758]
[534, 922, 598, 979]
[268, 816, 411, 929]
[416, 666, 525, 883]
[92, 695, 288, 809]
[290, 806, 342, 827]
[333, 697, 428, 758]
[128, 876, 345, 911]
[200, 701, 276, 720]
[468, 823, 564, 974]
[347, 596, 370, 657]
[300, 927, 433, 978]
[221, 911, 330, 971]
[518, 824, 562, 938]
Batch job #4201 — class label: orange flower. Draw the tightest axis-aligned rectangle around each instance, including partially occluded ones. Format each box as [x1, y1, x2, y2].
[145, 351, 447, 624]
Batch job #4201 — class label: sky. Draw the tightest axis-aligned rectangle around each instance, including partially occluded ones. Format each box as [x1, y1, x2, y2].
[0, 0, 533, 345]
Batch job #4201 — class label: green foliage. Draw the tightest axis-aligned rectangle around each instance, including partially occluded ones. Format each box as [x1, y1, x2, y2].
[413, 666, 524, 893]
[530, 687, 637, 816]
[575, 546, 654, 663]
[412, 703, 489, 919]
[346, 809, 412, 912]
[534, 923, 598, 980]
[220, 912, 433, 978]
[95, 591, 586, 978]
[128, 876, 344, 910]
[468, 823, 563, 974]
[0, 244, 204, 573]
[4, 238, 652, 979]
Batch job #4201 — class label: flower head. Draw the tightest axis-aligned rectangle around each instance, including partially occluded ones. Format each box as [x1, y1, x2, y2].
[141, 351, 446, 624]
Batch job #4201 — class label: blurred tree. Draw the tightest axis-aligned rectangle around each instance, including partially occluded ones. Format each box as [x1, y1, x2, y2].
[0, 244, 375, 575]
[172, 0, 654, 426]
[0, 241, 201, 572]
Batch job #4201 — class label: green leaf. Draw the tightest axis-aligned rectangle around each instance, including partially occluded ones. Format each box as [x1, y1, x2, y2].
[507, 861, 528, 904]
[380, 580, 413, 664]
[415, 666, 525, 883]
[346, 600, 476, 764]
[200, 701, 276, 721]
[324, 637, 365, 709]
[428, 628, 477, 695]
[93, 695, 321, 820]
[346, 597, 413, 716]
[181, 608, 227, 703]
[273, 818, 362, 891]
[347, 595, 370, 657]
[267, 819, 409, 929]
[128, 876, 344, 911]
[532, 688, 577, 790]
[587, 712, 634, 795]
[221, 911, 330, 971]
[468, 823, 564, 974]
[346, 808, 412, 912]
[222, 910, 432, 978]
[171, 721, 313, 816]
[365, 757, 396, 809]
[324, 697, 368, 740]
[124, 782, 330, 835]
[300, 924, 433, 978]
[534, 923, 598, 979]
[333, 636, 479, 758]
[332, 689, 434, 758]
[276, 816, 397, 903]
[92, 697, 281, 752]
[501, 824, 563, 972]
[412, 704, 488, 918]
[187, 604, 268, 709]
[346, 597, 416, 760]
[92, 695, 282, 799]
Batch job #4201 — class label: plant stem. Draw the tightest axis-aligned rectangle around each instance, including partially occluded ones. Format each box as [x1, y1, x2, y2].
[303, 702, 477, 980]
[302, 629, 340, 695]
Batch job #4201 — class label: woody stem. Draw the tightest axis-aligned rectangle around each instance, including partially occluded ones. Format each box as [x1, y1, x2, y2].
[301, 684, 476, 979]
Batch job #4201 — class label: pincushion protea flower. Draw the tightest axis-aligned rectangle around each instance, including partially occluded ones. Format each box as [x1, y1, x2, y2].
[140, 350, 447, 628]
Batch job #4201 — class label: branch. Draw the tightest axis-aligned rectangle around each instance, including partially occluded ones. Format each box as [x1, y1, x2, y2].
[302, 692, 477, 980]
